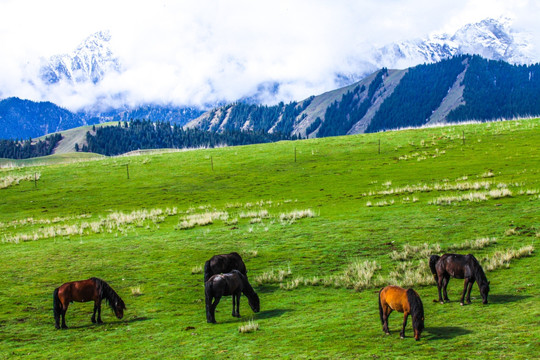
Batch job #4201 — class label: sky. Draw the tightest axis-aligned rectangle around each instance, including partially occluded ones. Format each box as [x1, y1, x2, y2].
[0, 0, 539, 111]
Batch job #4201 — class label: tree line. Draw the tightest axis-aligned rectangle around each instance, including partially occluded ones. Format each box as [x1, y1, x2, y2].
[79, 120, 299, 156]
[0, 133, 62, 159]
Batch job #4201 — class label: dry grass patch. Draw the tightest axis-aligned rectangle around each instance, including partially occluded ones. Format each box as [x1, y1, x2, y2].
[239, 319, 259, 333]
[253, 265, 292, 285]
[279, 209, 317, 223]
[130, 286, 143, 296]
[382, 260, 435, 288]
[390, 243, 441, 261]
[482, 246, 535, 271]
[0, 172, 40, 189]
[176, 211, 228, 230]
[449, 237, 497, 250]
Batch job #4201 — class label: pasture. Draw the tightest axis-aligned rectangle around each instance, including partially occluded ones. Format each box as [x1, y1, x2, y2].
[0, 119, 538, 359]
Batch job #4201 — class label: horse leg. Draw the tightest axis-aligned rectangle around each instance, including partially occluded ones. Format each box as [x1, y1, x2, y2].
[400, 312, 409, 339]
[96, 299, 103, 323]
[235, 293, 241, 317]
[442, 276, 450, 302]
[437, 276, 445, 304]
[460, 279, 469, 306]
[208, 296, 221, 323]
[61, 304, 68, 329]
[232, 294, 237, 317]
[466, 279, 474, 304]
[382, 306, 392, 335]
[92, 301, 97, 323]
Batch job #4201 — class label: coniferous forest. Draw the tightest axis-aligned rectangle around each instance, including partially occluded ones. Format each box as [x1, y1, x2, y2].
[0, 133, 62, 159]
[81, 120, 298, 156]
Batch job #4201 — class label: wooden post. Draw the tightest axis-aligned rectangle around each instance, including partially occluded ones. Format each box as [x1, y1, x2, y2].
[34, 173, 37, 188]
[462, 130, 465, 145]
[378, 139, 381, 154]
[125, 164, 130, 179]
[294, 147, 297, 163]
[211, 156, 214, 171]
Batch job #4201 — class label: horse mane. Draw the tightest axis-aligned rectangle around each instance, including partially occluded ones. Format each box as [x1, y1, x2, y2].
[406, 289, 424, 331]
[233, 270, 258, 302]
[91, 277, 126, 312]
[467, 254, 488, 286]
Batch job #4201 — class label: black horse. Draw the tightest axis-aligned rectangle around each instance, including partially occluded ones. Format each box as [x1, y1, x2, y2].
[205, 270, 260, 323]
[204, 252, 247, 282]
[429, 254, 490, 305]
[53, 277, 126, 329]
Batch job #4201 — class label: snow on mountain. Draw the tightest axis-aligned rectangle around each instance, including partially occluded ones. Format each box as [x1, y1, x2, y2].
[370, 17, 534, 70]
[40, 30, 121, 84]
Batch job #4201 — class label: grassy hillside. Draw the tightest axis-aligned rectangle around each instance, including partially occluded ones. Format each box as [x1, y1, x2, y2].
[0, 119, 538, 359]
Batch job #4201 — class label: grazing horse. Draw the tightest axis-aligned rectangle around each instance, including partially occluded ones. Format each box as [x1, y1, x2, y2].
[204, 252, 247, 282]
[429, 253, 490, 305]
[205, 270, 260, 323]
[378, 285, 424, 341]
[53, 277, 126, 329]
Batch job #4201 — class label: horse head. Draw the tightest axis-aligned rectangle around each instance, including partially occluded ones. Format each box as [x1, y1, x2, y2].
[413, 315, 424, 341]
[248, 292, 260, 313]
[113, 299, 126, 319]
[480, 280, 490, 304]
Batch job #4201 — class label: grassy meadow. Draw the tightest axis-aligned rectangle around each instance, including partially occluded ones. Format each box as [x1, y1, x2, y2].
[0, 119, 538, 359]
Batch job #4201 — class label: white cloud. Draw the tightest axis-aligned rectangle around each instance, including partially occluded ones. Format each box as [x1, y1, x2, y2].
[0, 0, 539, 111]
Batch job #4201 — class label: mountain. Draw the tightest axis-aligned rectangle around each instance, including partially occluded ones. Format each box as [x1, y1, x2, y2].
[40, 30, 120, 84]
[368, 17, 534, 70]
[187, 55, 540, 137]
[0, 97, 85, 139]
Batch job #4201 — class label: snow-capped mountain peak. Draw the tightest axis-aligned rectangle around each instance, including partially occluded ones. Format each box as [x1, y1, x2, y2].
[40, 30, 121, 85]
[370, 17, 534, 69]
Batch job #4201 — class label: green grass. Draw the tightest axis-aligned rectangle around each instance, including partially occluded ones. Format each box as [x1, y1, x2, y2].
[0, 119, 538, 359]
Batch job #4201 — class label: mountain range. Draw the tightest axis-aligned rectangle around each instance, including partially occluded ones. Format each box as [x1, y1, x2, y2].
[1, 17, 539, 141]
[186, 55, 540, 138]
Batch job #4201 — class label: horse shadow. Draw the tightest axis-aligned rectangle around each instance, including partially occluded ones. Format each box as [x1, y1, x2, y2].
[255, 308, 291, 319]
[488, 294, 531, 304]
[65, 316, 151, 329]
[424, 326, 472, 340]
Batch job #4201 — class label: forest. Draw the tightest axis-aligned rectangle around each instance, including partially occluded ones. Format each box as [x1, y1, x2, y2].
[0, 133, 62, 159]
[80, 120, 298, 156]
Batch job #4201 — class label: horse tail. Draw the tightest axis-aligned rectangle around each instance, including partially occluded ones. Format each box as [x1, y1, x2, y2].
[378, 288, 384, 326]
[406, 289, 424, 331]
[429, 255, 440, 282]
[204, 260, 212, 283]
[53, 288, 61, 325]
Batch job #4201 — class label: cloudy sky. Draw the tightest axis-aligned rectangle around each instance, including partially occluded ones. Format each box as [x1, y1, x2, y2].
[0, 0, 538, 111]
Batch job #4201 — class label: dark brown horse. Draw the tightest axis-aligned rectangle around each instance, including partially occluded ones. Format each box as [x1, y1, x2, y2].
[378, 285, 424, 341]
[53, 277, 126, 329]
[204, 252, 247, 282]
[205, 270, 260, 323]
[429, 253, 490, 305]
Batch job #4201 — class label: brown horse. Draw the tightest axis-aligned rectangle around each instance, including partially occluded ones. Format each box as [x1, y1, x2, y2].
[429, 254, 490, 305]
[205, 270, 260, 323]
[378, 285, 424, 341]
[204, 252, 247, 282]
[53, 277, 126, 329]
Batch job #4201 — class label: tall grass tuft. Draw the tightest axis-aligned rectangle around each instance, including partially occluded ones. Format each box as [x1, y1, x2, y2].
[238, 319, 259, 333]
[253, 265, 292, 285]
[331, 260, 380, 291]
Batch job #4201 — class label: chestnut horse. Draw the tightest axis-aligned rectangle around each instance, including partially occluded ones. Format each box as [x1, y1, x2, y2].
[378, 285, 424, 341]
[204, 252, 247, 282]
[429, 253, 490, 305]
[53, 277, 126, 329]
[205, 270, 260, 323]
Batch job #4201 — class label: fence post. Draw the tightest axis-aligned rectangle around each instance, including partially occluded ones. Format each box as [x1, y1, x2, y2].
[211, 156, 214, 171]
[462, 130, 465, 145]
[294, 147, 297, 163]
[378, 139, 381, 154]
[125, 164, 130, 179]
[34, 173, 37, 188]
